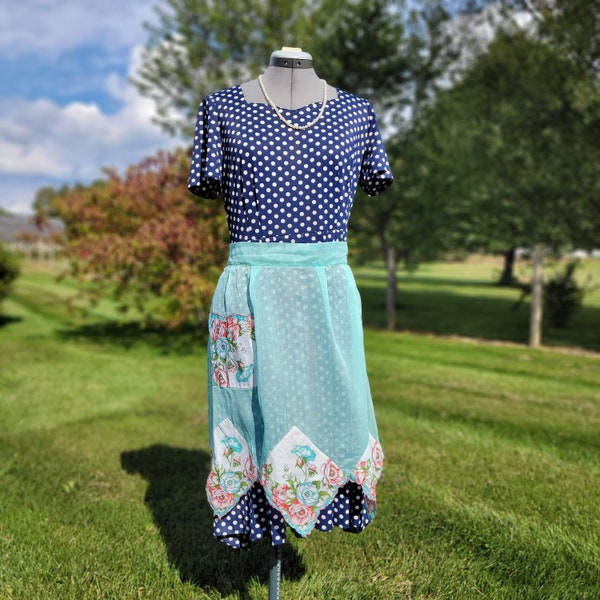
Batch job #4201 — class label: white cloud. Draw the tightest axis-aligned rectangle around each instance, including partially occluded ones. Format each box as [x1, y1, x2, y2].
[0, 2, 184, 214]
[0, 1, 155, 57]
[0, 45, 182, 214]
[0, 137, 70, 178]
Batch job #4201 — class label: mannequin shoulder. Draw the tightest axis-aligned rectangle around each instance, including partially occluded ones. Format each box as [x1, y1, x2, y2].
[239, 79, 262, 104]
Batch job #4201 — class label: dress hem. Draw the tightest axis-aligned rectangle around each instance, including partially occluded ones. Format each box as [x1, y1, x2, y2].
[206, 420, 383, 546]
[212, 480, 378, 549]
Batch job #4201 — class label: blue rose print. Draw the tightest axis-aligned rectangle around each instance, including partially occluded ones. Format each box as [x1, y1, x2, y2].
[291, 445, 316, 461]
[221, 471, 242, 493]
[215, 337, 230, 358]
[222, 436, 243, 453]
[297, 481, 320, 506]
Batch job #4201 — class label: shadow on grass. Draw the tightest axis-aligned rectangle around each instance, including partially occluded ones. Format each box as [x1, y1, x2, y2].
[57, 321, 208, 355]
[120, 445, 305, 597]
[0, 314, 23, 328]
[359, 284, 600, 352]
[357, 271, 501, 289]
[49, 280, 599, 354]
[360, 285, 528, 338]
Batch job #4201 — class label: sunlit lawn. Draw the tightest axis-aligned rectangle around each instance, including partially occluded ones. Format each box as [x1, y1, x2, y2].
[0, 258, 598, 599]
[356, 255, 600, 351]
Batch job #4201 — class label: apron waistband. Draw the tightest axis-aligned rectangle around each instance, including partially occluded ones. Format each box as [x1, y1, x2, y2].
[227, 242, 348, 267]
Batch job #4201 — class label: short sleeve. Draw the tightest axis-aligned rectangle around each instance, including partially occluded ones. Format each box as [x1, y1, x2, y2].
[359, 105, 393, 196]
[188, 97, 222, 199]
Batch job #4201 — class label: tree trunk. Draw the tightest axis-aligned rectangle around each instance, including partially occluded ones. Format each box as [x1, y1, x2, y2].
[529, 243, 544, 348]
[386, 245, 397, 331]
[498, 246, 516, 286]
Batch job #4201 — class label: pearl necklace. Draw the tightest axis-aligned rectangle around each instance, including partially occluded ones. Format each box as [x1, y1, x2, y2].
[258, 75, 328, 131]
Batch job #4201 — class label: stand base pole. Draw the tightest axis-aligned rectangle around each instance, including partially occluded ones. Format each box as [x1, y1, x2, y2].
[268, 544, 282, 600]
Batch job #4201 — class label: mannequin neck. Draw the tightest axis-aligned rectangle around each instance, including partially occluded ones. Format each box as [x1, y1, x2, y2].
[269, 46, 313, 70]
[241, 66, 337, 109]
[261, 66, 323, 107]
[269, 55, 313, 69]
[240, 47, 338, 109]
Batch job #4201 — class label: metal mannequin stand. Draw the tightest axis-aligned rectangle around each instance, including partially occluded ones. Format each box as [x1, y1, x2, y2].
[268, 545, 282, 600]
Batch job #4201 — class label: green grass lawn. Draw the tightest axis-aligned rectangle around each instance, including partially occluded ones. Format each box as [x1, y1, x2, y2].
[356, 256, 600, 351]
[0, 260, 598, 599]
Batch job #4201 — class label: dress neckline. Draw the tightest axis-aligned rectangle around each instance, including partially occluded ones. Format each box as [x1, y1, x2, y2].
[236, 84, 341, 112]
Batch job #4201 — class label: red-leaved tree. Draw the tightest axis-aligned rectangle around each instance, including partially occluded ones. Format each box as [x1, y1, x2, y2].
[53, 147, 229, 327]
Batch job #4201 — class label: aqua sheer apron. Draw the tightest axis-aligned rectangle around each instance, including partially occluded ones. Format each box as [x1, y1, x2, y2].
[206, 242, 383, 538]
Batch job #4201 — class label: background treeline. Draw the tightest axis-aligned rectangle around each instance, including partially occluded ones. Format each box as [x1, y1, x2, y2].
[30, 0, 599, 336]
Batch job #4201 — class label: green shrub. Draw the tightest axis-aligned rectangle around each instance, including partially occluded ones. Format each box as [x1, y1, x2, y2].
[544, 260, 585, 329]
[0, 242, 20, 304]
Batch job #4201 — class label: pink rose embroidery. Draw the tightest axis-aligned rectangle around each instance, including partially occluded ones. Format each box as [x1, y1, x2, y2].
[206, 470, 219, 490]
[244, 457, 258, 481]
[322, 459, 345, 486]
[272, 484, 294, 509]
[371, 442, 384, 470]
[210, 486, 234, 511]
[212, 364, 229, 387]
[354, 460, 369, 485]
[225, 316, 240, 341]
[368, 484, 377, 501]
[288, 501, 315, 527]
[210, 318, 227, 340]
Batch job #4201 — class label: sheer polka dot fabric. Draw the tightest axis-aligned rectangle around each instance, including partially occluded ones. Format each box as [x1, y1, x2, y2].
[188, 85, 393, 242]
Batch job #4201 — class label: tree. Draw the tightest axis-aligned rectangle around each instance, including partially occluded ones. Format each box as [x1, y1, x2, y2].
[33, 185, 69, 218]
[506, 0, 600, 77]
[416, 29, 600, 344]
[513, 0, 600, 240]
[53, 148, 229, 327]
[0, 243, 20, 310]
[348, 1, 462, 330]
[309, 0, 410, 113]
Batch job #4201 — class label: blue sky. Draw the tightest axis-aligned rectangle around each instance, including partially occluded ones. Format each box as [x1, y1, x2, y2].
[0, 0, 180, 214]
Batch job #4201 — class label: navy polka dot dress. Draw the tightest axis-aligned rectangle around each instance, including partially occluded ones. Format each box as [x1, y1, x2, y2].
[188, 83, 393, 549]
[188, 85, 392, 243]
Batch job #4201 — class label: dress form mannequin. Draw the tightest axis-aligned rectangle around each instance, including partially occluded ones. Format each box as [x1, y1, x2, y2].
[241, 47, 338, 109]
